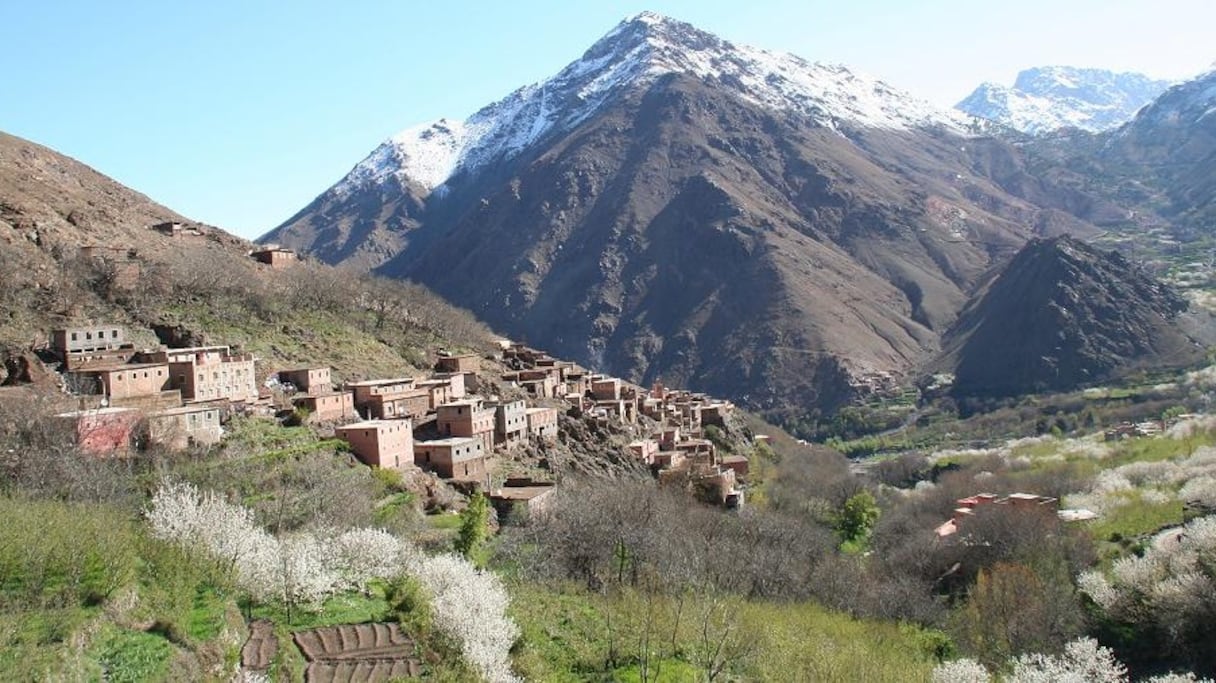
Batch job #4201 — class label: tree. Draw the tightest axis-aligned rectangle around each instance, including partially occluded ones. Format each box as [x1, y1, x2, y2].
[836, 491, 880, 545]
[455, 492, 490, 561]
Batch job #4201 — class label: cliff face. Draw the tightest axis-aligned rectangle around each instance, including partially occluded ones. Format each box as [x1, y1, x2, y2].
[946, 236, 1202, 398]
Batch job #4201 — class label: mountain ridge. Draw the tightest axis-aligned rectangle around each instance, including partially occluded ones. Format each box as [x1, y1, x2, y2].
[956, 66, 1172, 134]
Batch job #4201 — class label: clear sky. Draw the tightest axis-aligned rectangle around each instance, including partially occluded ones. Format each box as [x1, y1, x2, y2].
[2, 0, 1212, 239]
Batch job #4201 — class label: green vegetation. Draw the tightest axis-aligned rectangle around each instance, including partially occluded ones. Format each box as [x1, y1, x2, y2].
[455, 492, 491, 562]
[507, 582, 940, 682]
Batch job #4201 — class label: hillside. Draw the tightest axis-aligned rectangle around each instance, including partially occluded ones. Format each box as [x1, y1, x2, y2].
[0, 130, 496, 383]
[266, 13, 1123, 416]
[943, 236, 1207, 398]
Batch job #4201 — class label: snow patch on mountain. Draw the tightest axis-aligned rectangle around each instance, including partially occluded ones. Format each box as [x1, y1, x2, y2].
[334, 11, 971, 197]
[956, 66, 1172, 134]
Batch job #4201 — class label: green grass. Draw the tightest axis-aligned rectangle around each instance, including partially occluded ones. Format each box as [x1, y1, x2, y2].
[427, 513, 464, 531]
[91, 625, 174, 683]
[184, 585, 227, 641]
[507, 581, 941, 682]
[1090, 493, 1185, 553]
[247, 585, 392, 630]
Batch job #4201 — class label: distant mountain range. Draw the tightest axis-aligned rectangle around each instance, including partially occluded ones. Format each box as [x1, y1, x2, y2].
[956, 66, 1172, 134]
[263, 13, 1214, 413]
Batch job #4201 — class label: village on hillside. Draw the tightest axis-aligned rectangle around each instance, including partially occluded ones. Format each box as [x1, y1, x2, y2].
[39, 310, 749, 515]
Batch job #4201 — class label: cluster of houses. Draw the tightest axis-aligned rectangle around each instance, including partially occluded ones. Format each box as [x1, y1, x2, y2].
[501, 343, 746, 508]
[44, 323, 750, 512]
[933, 492, 1098, 538]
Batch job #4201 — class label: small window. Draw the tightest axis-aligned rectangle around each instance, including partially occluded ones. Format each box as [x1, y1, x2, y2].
[85, 332, 93, 340]
[110, 330, 118, 338]
[70, 332, 78, 341]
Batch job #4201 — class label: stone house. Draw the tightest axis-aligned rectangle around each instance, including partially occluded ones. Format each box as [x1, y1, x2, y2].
[146, 404, 223, 450]
[336, 420, 415, 470]
[525, 407, 559, 441]
[416, 379, 453, 411]
[54, 407, 139, 455]
[720, 454, 750, 477]
[278, 367, 332, 395]
[415, 437, 486, 482]
[700, 402, 734, 428]
[436, 399, 496, 455]
[490, 399, 527, 445]
[251, 247, 297, 268]
[293, 391, 356, 423]
[435, 352, 479, 374]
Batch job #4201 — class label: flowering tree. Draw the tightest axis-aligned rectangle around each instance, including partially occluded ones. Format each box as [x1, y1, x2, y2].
[147, 480, 520, 682]
[411, 553, 520, 683]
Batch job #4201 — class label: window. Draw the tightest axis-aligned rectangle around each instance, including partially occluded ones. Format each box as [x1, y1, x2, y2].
[85, 332, 93, 340]
[110, 330, 118, 338]
[70, 332, 78, 341]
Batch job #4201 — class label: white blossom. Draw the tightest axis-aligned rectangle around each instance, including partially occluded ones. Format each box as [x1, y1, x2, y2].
[930, 657, 990, 683]
[411, 553, 520, 683]
[1007, 637, 1126, 683]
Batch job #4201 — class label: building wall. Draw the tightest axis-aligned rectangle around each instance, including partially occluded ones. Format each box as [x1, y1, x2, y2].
[280, 368, 331, 395]
[296, 392, 355, 422]
[148, 407, 222, 450]
[415, 439, 485, 480]
[53, 326, 125, 355]
[169, 356, 258, 403]
[435, 354, 478, 374]
[526, 408, 559, 440]
[367, 391, 430, 420]
[493, 400, 527, 442]
[338, 421, 414, 470]
[98, 365, 170, 400]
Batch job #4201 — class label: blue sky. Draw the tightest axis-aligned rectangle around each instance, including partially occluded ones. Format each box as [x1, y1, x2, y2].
[2, 0, 1212, 239]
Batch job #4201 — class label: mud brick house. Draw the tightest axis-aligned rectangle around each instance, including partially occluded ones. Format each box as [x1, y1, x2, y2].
[436, 399, 496, 454]
[564, 371, 590, 398]
[364, 388, 430, 421]
[278, 367, 332, 395]
[415, 437, 486, 482]
[590, 376, 622, 401]
[489, 399, 527, 445]
[430, 372, 466, 400]
[489, 478, 556, 520]
[250, 247, 297, 268]
[336, 420, 415, 470]
[434, 352, 479, 374]
[146, 404, 223, 450]
[54, 407, 140, 455]
[144, 346, 258, 403]
[348, 378, 415, 405]
[505, 369, 560, 399]
[699, 402, 734, 428]
[416, 378, 453, 411]
[595, 398, 637, 424]
[720, 454, 750, 477]
[934, 492, 1061, 538]
[293, 391, 356, 423]
[68, 363, 171, 401]
[52, 326, 126, 357]
[627, 439, 659, 464]
[525, 407, 559, 440]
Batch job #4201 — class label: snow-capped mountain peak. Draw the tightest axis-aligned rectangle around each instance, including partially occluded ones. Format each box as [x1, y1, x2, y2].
[333, 12, 969, 197]
[956, 66, 1172, 134]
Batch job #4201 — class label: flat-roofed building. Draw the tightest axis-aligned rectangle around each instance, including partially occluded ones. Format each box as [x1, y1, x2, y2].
[278, 367, 332, 396]
[525, 407, 559, 441]
[147, 404, 223, 450]
[293, 391, 356, 423]
[415, 437, 486, 481]
[365, 388, 430, 420]
[144, 346, 258, 403]
[435, 352, 479, 374]
[336, 420, 415, 470]
[490, 399, 527, 445]
[436, 398, 495, 454]
[52, 326, 125, 356]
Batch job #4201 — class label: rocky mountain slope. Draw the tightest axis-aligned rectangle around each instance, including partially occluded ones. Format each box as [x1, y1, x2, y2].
[944, 236, 1204, 398]
[956, 66, 1171, 134]
[267, 13, 1131, 415]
